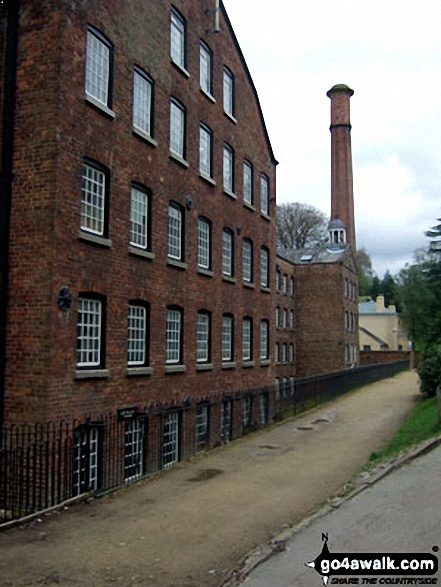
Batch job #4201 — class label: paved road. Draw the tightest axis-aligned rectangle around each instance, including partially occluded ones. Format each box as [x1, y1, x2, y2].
[239, 444, 441, 587]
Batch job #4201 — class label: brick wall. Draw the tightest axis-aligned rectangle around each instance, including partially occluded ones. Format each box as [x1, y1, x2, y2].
[274, 256, 296, 381]
[3, 0, 277, 424]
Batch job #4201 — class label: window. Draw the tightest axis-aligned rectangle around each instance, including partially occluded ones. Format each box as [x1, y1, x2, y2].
[124, 419, 144, 482]
[170, 98, 186, 159]
[133, 68, 153, 137]
[283, 308, 288, 329]
[197, 311, 211, 363]
[223, 143, 234, 194]
[275, 342, 280, 364]
[276, 268, 281, 291]
[223, 66, 234, 118]
[260, 174, 270, 216]
[242, 317, 252, 361]
[242, 396, 252, 429]
[222, 314, 234, 362]
[290, 310, 295, 329]
[290, 276, 295, 295]
[199, 41, 212, 96]
[282, 343, 287, 364]
[260, 319, 269, 360]
[130, 185, 150, 250]
[81, 161, 108, 236]
[166, 307, 183, 364]
[197, 216, 211, 270]
[282, 274, 288, 294]
[77, 296, 105, 368]
[222, 228, 234, 276]
[199, 124, 213, 178]
[85, 27, 112, 108]
[168, 202, 184, 260]
[275, 306, 280, 328]
[163, 411, 179, 468]
[260, 247, 269, 288]
[221, 400, 233, 444]
[242, 238, 253, 283]
[243, 160, 253, 206]
[170, 7, 186, 69]
[73, 425, 102, 495]
[290, 343, 295, 363]
[196, 404, 209, 451]
[127, 304, 148, 365]
[259, 392, 269, 425]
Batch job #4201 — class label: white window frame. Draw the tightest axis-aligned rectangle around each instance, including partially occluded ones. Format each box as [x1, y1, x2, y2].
[199, 41, 212, 96]
[77, 297, 103, 367]
[170, 99, 186, 159]
[243, 160, 253, 205]
[163, 411, 179, 468]
[124, 419, 144, 482]
[196, 405, 209, 451]
[275, 342, 280, 364]
[133, 68, 153, 137]
[73, 426, 100, 496]
[260, 320, 269, 360]
[197, 312, 210, 363]
[276, 268, 281, 291]
[283, 308, 288, 329]
[166, 308, 182, 364]
[127, 305, 147, 366]
[260, 247, 269, 288]
[222, 229, 234, 276]
[223, 66, 234, 118]
[199, 124, 212, 178]
[170, 7, 186, 69]
[260, 174, 270, 216]
[242, 396, 252, 429]
[81, 162, 106, 236]
[222, 315, 234, 362]
[130, 186, 149, 250]
[197, 217, 211, 269]
[85, 28, 111, 107]
[275, 306, 280, 328]
[167, 203, 183, 260]
[243, 238, 253, 283]
[223, 143, 234, 194]
[242, 317, 252, 361]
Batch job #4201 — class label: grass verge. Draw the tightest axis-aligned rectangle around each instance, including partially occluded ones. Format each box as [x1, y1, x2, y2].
[368, 395, 441, 466]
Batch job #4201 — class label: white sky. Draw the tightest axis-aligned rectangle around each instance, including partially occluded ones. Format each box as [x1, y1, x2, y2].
[222, 0, 441, 277]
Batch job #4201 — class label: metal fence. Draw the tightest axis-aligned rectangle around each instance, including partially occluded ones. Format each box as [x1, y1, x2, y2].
[0, 359, 409, 525]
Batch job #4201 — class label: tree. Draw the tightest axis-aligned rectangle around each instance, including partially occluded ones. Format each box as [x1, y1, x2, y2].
[356, 247, 374, 297]
[276, 202, 327, 250]
[379, 270, 402, 311]
[425, 219, 441, 255]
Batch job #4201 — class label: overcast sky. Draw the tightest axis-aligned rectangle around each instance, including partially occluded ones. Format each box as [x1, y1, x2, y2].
[222, 0, 441, 277]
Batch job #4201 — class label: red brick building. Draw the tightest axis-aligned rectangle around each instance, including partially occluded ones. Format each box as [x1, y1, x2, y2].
[275, 84, 359, 378]
[0, 0, 277, 480]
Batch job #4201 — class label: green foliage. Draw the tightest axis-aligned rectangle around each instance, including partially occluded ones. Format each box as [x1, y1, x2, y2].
[417, 344, 441, 396]
[369, 395, 441, 465]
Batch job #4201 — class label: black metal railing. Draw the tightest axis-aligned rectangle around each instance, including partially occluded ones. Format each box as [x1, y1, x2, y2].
[0, 359, 409, 524]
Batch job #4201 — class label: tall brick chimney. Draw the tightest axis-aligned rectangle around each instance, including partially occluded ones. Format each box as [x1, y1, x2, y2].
[327, 84, 356, 252]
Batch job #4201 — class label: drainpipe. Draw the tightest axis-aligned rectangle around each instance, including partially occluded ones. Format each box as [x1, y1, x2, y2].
[0, 0, 20, 440]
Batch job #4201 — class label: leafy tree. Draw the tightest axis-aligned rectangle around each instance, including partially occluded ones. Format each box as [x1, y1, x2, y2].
[379, 270, 402, 312]
[356, 247, 374, 297]
[425, 219, 441, 255]
[276, 202, 327, 250]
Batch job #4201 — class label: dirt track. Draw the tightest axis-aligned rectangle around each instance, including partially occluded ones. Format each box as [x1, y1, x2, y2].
[0, 371, 419, 587]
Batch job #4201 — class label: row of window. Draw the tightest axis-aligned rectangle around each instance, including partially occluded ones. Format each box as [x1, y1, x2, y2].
[275, 342, 295, 365]
[275, 307, 295, 330]
[86, 21, 270, 212]
[275, 268, 295, 295]
[345, 278, 357, 301]
[82, 161, 271, 283]
[77, 296, 271, 371]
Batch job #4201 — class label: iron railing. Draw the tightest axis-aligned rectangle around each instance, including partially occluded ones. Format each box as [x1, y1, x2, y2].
[0, 359, 409, 524]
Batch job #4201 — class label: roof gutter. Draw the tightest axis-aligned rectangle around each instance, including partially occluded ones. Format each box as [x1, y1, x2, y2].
[0, 0, 20, 439]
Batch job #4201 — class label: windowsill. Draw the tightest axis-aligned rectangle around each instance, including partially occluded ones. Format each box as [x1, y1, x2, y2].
[171, 58, 190, 78]
[260, 212, 271, 222]
[126, 366, 153, 377]
[243, 201, 256, 212]
[199, 172, 216, 186]
[85, 94, 115, 119]
[165, 364, 187, 374]
[167, 258, 188, 270]
[260, 286, 271, 294]
[260, 359, 271, 367]
[222, 275, 236, 284]
[223, 188, 237, 200]
[196, 363, 213, 371]
[221, 362, 236, 370]
[242, 360, 255, 368]
[200, 88, 216, 103]
[75, 369, 110, 380]
[224, 110, 237, 124]
[132, 127, 158, 147]
[78, 231, 112, 248]
[197, 267, 214, 278]
[129, 246, 155, 260]
[169, 152, 189, 168]
[243, 281, 255, 289]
